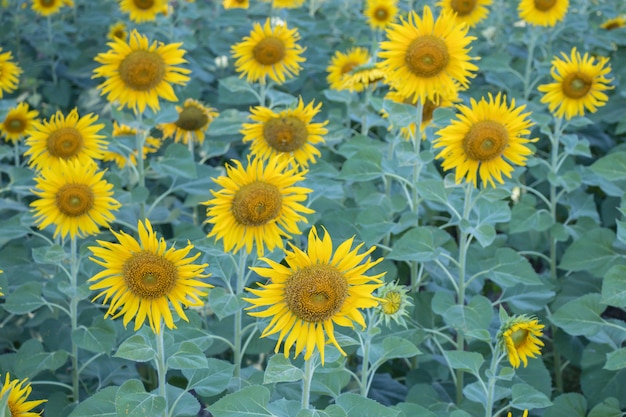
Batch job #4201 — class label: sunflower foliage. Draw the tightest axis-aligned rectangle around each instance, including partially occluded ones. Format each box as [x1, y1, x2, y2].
[0, 0, 626, 417]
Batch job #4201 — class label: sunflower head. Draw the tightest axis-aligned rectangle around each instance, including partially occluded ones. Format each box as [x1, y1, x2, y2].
[118, 0, 168, 23]
[107, 21, 128, 41]
[600, 15, 626, 30]
[326, 47, 371, 92]
[102, 121, 161, 168]
[0, 48, 22, 99]
[1, 102, 39, 143]
[437, 0, 493, 28]
[158, 98, 219, 145]
[271, 0, 306, 8]
[364, 0, 399, 31]
[223, 0, 249, 9]
[376, 281, 413, 327]
[31, 0, 73, 16]
[517, 0, 569, 27]
[497, 314, 544, 368]
[0, 373, 47, 416]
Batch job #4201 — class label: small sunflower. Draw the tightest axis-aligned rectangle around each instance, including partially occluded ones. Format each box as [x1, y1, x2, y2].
[341, 64, 386, 92]
[498, 314, 544, 368]
[158, 98, 219, 145]
[376, 281, 413, 327]
[364, 0, 399, 31]
[517, 0, 568, 27]
[102, 121, 161, 169]
[107, 22, 128, 42]
[437, 0, 493, 28]
[600, 15, 626, 30]
[89, 219, 212, 334]
[93, 29, 191, 114]
[433, 93, 536, 188]
[326, 47, 372, 92]
[231, 18, 306, 85]
[118, 0, 168, 23]
[31, 0, 73, 16]
[223, 0, 249, 8]
[241, 98, 328, 167]
[24, 108, 106, 172]
[244, 226, 385, 364]
[203, 156, 314, 257]
[0, 48, 22, 98]
[272, 0, 306, 8]
[1, 102, 39, 143]
[0, 373, 47, 417]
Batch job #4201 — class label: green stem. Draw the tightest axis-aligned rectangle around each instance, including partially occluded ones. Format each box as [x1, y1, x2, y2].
[135, 112, 146, 220]
[69, 237, 80, 403]
[47, 16, 57, 85]
[233, 251, 247, 380]
[523, 29, 539, 100]
[484, 351, 505, 417]
[359, 332, 371, 397]
[301, 356, 316, 409]
[155, 326, 168, 417]
[409, 99, 424, 289]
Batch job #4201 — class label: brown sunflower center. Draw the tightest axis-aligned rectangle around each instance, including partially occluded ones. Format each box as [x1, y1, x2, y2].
[133, 0, 155, 9]
[119, 50, 166, 92]
[124, 251, 178, 299]
[450, 0, 476, 15]
[381, 291, 402, 315]
[113, 29, 126, 39]
[374, 7, 389, 21]
[422, 98, 439, 124]
[341, 62, 358, 75]
[533, 0, 556, 11]
[175, 105, 209, 131]
[231, 181, 282, 226]
[40, 0, 55, 6]
[5, 117, 26, 133]
[55, 183, 94, 217]
[562, 72, 592, 99]
[463, 120, 509, 162]
[405, 35, 450, 78]
[604, 21, 622, 30]
[285, 265, 349, 322]
[252, 36, 286, 66]
[510, 328, 529, 347]
[47, 127, 83, 159]
[262, 116, 308, 152]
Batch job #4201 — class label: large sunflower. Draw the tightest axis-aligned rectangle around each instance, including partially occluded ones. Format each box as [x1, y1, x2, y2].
[231, 18, 306, 85]
[203, 156, 314, 257]
[326, 47, 371, 92]
[1, 102, 39, 143]
[93, 29, 191, 114]
[244, 226, 384, 364]
[437, 0, 493, 28]
[364, 0, 399, 31]
[433, 93, 536, 188]
[118, 0, 168, 23]
[0, 48, 22, 98]
[498, 315, 544, 368]
[537, 47, 613, 120]
[517, 0, 568, 27]
[89, 219, 212, 334]
[30, 0, 73, 16]
[0, 373, 47, 417]
[24, 108, 106, 172]
[378, 5, 478, 103]
[158, 98, 219, 145]
[241, 98, 328, 167]
[102, 121, 161, 169]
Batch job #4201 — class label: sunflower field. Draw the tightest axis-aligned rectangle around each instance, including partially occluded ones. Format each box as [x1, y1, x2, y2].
[1, 0, 626, 416]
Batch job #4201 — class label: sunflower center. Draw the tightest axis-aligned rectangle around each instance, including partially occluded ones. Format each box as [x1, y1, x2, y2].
[232, 181, 283, 226]
[133, 0, 155, 9]
[113, 29, 125, 39]
[382, 291, 402, 315]
[604, 21, 621, 30]
[55, 184, 94, 217]
[463, 120, 509, 162]
[175, 105, 209, 131]
[405, 35, 450, 78]
[5, 117, 25, 133]
[341, 62, 358, 75]
[119, 50, 166, 91]
[562, 72, 592, 99]
[450, 0, 476, 15]
[253, 36, 286, 66]
[47, 127, 83, 159]
[533, 0, 556, 11]
[263, 116, 308, 152]
[124, 251, 178, 299]
[285, 265, 348, 322]
[41, 0, 55, 6]
[374, 7, 389, 21]
[511, 328, 529, 347]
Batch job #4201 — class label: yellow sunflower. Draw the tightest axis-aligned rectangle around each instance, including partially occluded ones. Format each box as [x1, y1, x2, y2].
[0, 373, 47, 417]
[89, 219, 212, 334]
[433, 93, 536, 188]
[498, 315, 544, 368]
[241, 98, 328, 167]
[364, 0, 398, 31]
[118, 0, 168, 23]
[223, 0, 249, 8]
[0, 48, 22, 98]
[517, 0, 568, 27]
[600, 15, 626, 30]
[231, 18, 306, 85]
[537, 47, 613, 120]
[437, 0, 493, 28]
[378, 5, 478, 103]
[107, 22, 128, 42]
[23, 108, 106, 172]
[102, 121, 161, 168]
[341, 64, 386, 92]
[272, 0, 306, 8]
[244, 226, 384, 364]
[31, 160, 121, 240]
[31, 0, 73, 16]
[158, 98, 219, 145]
[203, 156, 314, 257]
[1, 102, 39, 143]
[508, 411, 529, 417]
[326, 47, 371, 92]
[377, 281, 412, 327]
[93, 29, 191, 114]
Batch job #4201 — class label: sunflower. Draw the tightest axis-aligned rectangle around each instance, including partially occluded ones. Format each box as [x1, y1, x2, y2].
[231, 18, 306, 85]
[326, 47, 371, 92]
[241, 98, 328, 167]
[102, 122, 161, 168]
[223, 0, 249, 8]
[93, 29, 191, 114]
[0, 48, 22, 98]
[507, 411, 529, 417]
[0, 373, 47, 417]
[118, 0, 168, 23]
[89, 219, 212, 334]
[244, 226, 384, 364]
[364, 0, 398, 31]
[341, 64, 386, 92]
[203, 156, 314, 257]
[107, 22, 128, 42]
[433, 93, 536, 188]
[1, 102, 39, 143]
[517, 0, 568, 27]
[30, 0, 73, 16]
[437, 0, 493, 28]
[498, 315, 544, 368]
[600, 15, 626, 30]
[378, 5, 478, 103]
[158, 98, 219, 146]
[376, 281, 413, 327]
[272, 0, 306, 8]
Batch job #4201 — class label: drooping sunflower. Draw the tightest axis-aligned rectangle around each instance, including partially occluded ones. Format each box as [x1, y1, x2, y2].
[24, 108, 106, 172]
[102, 121, 161, 169]
[30, 0, 73, 16]
[0, 48, 22, 98]
[517, 0, 568, 27]
[203, 156, 314, 257]
[537, 47, 613, 120]
[223, 0, 249, 8]
[326, 47, 371, 92]
[244, 226, 384, 364]
[158, 98, 219, 145]
[118, 0, 168, 23]
[89, 219, 212, 334]
[600, 15, 626, 30]
[0, 373, 47, 417]
[498, 314, 544, 368]
[378, 5, 478, 103]
[437, 0, 493, 28]
[364, 0, 399, 31]
[93, 29, 191, 114]
[433, 93, 536, 188]
[107, 21, 128, 42]
[231, 18, 306, 85]
[241, 98, 328, 167]
[1, 102, 39, 143]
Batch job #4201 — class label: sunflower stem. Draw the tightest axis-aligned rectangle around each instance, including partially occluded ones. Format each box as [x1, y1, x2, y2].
[522, 28, 539, 101]
[410, 99, 424, 290]
[69, 236, 80, 403]
[484, 350, 505, 417]
[359, 330, 372, 397]
[155, 325, 168, 417]
[302, 355, 316, 409]
[233, 251, 248, 382]
[135, 111, 147, 220]
[47, 16, 58, 85]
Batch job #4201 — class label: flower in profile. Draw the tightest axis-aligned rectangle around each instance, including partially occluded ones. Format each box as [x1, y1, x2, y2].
[600, 15, 626, 30]
[326, 47, 371, 92]
[507, 411, 529, 417]
[203, 156, 314, 257]
[231, 18, 306, 85]
[223, 0, 249, 8]
[244, 226, 384, 364]
[158, 98, 219, 145]
[107, 21, 128, 42]
[89, 219, 212, 334]
[498, 314, 544, 368]
[31, 160, 120, 240]
[364, 0, 398, 31]
[537, 47, 613, 120]
[271, 0, 306, 8]
[518, 0, 568, 27]
[0, 48, 22, 98]
[24, 108, 106, 172]
[31, 0, 73, 16]
[241, 98, 328, 167]
[93, 29, 191, 114]
[378, 5, 478, 103]
[433, 93, 536, 188]
[0, 373, 47, 417]
[341, 64, 386, 92]
[1, 102, 39, 144]
[118, 0, 168, 23]
[376, 281, 412, 327]
[437, 0, 493, 28]
[102, 122, 161, 168]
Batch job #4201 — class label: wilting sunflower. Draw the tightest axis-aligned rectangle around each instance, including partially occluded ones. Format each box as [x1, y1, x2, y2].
[378, 5, 478, 103]
[107, 22, 128, 42]
[1, 102, 39, 143]
[600, 15, 626, 30]
[241, 98, 328, 167]
[232, 18, 306, 85]
[0, 373, 47, 417]
[24, 108, 106, 172]
[204, 156, 314, 257]
[437, 0, 493, 28]
[223, 0, 249, 8]
[244, 226, 384, 364]
[118, 0, 168, 23]
[376, 281, 413, 327]
[537, 47, 613, 120]
[93, 29, 191, 114]
[31, 160, 120, 240]
[158, 98, 219, 145]
[498, 314, 544, 368]
[0, 48, 21, 99]
[364, 0, 399, 31]
[518, 0, 568, 27]
[326, 47, 371, 92]
[89, 219, 212, 334]
[102, 122, 161, 168]
[433, 93, 536, 188]
[31, 0, 73, 16]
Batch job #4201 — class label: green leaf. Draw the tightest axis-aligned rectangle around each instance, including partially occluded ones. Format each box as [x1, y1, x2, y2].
[335, 393, 402, 417]
[209, 385, 273, 417]
[442, 295, 493, 339]
[560, 228, 623, 277]
[167, 341, 208, 370]
[369, 336, 421, 366]
[72, 318, 116, 354]
[152, 143, 197, 179]
[114, 334, 156, 362]
[219, 75, 255, 93]
[509, 196, 553, 234]
[183, 358, 234, 397]
[393, 403, 438, 417]
[339, 149, 383, 182]
[208, 287, 247, 320]
[445, 351, 484, 376]
[263, 354, 304, 384]
[2, 281, 45, 314]
[601, 265, 626, 308]
[166, 385, 200, 417]
[387, 226, 451, 262]
[115, 380, 166, 417]
[67, 386, 117, 417]
[581, 343, 626, 409]
[543, 393, 586, 417]
[590, 151, 626, 180]
[588, 397, 622, 417]
[31, 244, 66, 264]
[511, 383, 553, 409]
[604, 347, 626, 371]
[382, 99, 418, 128]
[414, 179, 450, 205]
[13, 339, 69, 379]
[267, 399, 302, 417]
[481, 248, 543, 288]
[552, 294, 606, 338]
